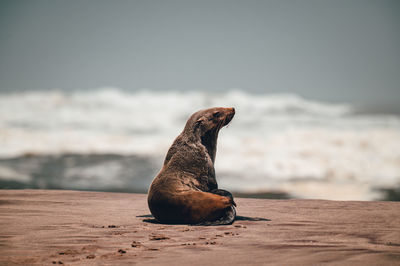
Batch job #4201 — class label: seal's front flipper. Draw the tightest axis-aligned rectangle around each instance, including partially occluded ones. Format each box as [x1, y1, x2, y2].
[210, 189, 236, 207]
[195, 206, 236, 226]
[216, 205, 236, 225]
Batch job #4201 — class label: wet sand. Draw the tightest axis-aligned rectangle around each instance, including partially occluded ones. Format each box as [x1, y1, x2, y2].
[0, 190, 399, 265]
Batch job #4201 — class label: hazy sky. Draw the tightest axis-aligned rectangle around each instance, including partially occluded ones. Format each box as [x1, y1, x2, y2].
[0, 0, 399, 107]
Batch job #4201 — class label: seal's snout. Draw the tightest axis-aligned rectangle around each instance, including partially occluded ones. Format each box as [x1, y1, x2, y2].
[224, 107, 235, 125]
[229, 107, 235, 117]
[224, 107, 235, 116]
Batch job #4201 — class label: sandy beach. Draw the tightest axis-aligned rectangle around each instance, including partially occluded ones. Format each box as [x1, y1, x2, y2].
[0, 190, 399, 265]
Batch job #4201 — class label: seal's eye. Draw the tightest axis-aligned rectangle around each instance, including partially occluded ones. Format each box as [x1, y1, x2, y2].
[213, 112, 221, 118]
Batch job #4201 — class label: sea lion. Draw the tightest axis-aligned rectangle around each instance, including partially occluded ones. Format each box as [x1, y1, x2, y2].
[147, 107, 236, 225]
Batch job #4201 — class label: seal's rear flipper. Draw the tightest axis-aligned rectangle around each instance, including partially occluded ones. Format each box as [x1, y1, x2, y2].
[194, 206, 236, 226]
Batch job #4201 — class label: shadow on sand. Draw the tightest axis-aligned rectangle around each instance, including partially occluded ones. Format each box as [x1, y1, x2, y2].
[137, 214, 270, 225]
[235, 215, 270, 221]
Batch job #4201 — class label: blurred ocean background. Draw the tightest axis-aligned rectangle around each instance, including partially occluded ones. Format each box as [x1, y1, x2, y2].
[1, 88, 399, 200]
[1, 1, 399, 200]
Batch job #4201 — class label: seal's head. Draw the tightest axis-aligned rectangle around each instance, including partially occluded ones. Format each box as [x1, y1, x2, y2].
[182, 107, 235, 162]
[185, 107, 235, 136]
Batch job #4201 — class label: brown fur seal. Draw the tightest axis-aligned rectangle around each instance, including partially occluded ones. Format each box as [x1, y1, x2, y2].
[148, 107, 236, 225]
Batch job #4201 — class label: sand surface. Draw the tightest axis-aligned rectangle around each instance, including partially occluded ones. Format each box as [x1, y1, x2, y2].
[0, 190, 399, 265]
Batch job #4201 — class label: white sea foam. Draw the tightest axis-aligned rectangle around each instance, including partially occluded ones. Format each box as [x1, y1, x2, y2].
[1, 88, 399, 200]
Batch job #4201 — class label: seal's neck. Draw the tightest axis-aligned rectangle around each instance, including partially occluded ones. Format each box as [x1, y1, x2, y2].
[201, 130, 218, 163]
[182, 125, 219, 163]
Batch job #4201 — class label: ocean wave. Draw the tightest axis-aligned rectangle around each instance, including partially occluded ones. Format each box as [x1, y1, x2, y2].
[0, 88, 399, 200]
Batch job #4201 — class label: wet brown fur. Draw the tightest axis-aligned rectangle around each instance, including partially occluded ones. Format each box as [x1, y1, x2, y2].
[148, 107, 236, 224]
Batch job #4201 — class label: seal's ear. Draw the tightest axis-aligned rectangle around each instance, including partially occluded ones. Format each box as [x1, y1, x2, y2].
[194, 117, 206, 129]
[195, 117, 205, 124]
